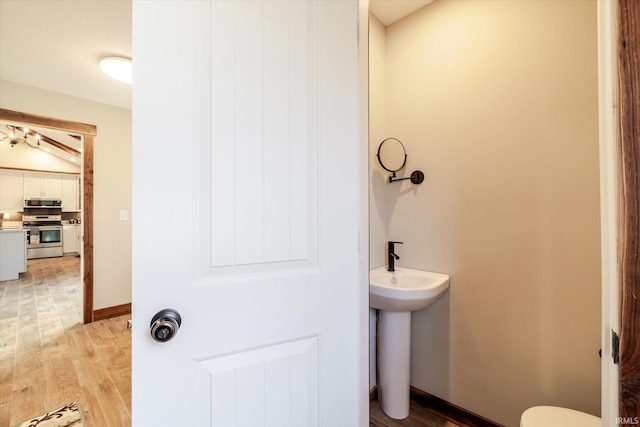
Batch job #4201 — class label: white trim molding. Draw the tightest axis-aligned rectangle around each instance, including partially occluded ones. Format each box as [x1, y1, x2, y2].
[598, 0, 619, 423]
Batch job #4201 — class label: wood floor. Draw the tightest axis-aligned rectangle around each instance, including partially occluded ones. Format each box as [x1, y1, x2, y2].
[0, 256, 131, 427]
[370, 399, 462, 427]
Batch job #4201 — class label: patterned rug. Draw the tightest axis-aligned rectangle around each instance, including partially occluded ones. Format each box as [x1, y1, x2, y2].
[17, 402, 84, 427]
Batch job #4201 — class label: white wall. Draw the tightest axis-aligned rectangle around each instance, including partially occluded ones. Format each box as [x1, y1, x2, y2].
[370, 1, 600, 425]
[0, 79, 132, 310]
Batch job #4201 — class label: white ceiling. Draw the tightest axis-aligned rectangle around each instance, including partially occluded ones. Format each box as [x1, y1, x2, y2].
[0, 1, 429, 112]
[0, 0, 132, 110]
[369, 0, 434, 26]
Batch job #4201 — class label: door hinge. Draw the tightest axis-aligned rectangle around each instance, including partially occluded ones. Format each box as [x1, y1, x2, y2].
[612, 329, 619, 364]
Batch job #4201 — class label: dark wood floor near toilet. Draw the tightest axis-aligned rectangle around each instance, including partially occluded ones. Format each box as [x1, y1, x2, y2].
[370, 387, 504, 427]
[370, 399, 461, 426]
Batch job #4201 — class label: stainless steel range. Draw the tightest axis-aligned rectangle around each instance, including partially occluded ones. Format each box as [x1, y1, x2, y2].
[22, 199, 63, 259]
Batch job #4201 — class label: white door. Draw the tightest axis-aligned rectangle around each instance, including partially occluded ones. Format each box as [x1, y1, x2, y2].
[132, 1, 368, 426]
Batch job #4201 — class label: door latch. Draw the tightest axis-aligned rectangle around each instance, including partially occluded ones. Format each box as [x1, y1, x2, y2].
[612, 329, 619, 364]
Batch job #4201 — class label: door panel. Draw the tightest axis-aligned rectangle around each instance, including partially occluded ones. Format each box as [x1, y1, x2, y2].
[132, 1, 366, 426]
[202, 0, 316, 275]
[196, 336, 318, 426]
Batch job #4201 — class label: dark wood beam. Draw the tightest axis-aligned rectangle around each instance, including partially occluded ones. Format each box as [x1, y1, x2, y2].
[0, 108, 96, 136]
[36, 132, 82, 157]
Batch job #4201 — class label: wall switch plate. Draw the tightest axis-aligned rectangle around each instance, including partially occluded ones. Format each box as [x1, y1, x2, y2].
[119, 210, 128, 221]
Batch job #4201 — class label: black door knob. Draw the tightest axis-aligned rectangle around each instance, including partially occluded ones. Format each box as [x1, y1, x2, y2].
[150, 308, 181, 342]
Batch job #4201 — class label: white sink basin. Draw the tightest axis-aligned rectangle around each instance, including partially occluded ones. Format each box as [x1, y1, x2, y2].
[370, 266, 450, 311]
[370, 265, 450, 419]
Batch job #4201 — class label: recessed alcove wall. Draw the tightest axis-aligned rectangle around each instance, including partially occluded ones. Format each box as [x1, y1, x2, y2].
[369, 1, 600, 425]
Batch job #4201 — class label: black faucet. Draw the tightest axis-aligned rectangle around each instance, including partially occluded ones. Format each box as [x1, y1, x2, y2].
[387, 241, 403, 272]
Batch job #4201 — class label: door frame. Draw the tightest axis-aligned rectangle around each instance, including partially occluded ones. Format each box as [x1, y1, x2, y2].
[600, 0, 640, 419]
[359, 1, 371, 424]
[616, 0, 640, 417]
[0, 108, 96, 324]
[598, 0, 619, 421]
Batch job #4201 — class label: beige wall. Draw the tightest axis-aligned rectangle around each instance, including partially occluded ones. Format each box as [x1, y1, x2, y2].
[370, 1, 600, 425]
[0, 79, 132, 310]
[369, 12, 387, 390]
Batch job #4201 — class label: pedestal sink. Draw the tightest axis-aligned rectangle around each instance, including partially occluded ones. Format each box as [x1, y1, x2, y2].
[370, 266, 450, 419]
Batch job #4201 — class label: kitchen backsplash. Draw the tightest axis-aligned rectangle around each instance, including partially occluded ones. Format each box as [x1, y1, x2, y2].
[1, 212, 22, 222]
[62, 212, 82, 221]
[0, 211, 81, 225]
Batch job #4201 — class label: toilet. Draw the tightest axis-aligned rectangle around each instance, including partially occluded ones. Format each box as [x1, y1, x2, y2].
[521, 406, 600, 427]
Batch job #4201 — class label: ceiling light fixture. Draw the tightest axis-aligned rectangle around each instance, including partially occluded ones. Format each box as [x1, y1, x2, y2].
[1, 125, 40, 148]
[99, 56, 132, 84]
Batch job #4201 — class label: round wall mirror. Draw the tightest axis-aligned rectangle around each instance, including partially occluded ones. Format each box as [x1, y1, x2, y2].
[377, 138, 407, 174]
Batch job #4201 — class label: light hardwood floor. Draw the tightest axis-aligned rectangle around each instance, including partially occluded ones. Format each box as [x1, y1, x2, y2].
[0, 257, 131, 427]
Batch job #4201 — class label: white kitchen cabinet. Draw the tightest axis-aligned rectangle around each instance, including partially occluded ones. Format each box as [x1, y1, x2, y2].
[24, 172, 62, 199]
[0, 170, 24, 212]
[62, 175, 81, 212]
[0, 229, 27, 281]
[63, 224, 81, 255]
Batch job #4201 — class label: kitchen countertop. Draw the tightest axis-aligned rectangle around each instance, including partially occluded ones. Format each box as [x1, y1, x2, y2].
[0, 221, 24, 229]
[0, 228, 26, 233]
[0, 221, 24, 232]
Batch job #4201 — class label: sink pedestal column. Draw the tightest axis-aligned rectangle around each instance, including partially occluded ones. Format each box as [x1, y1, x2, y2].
[377, 310, 411, 419]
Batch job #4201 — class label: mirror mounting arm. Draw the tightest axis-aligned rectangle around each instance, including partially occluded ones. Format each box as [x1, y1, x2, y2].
[389, 170, 425, 185]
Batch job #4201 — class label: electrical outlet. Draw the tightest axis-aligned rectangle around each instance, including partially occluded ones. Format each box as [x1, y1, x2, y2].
[119, 210, 128, 221]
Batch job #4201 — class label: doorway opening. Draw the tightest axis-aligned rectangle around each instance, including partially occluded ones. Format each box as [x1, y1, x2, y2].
[0, 108, 95, 323]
